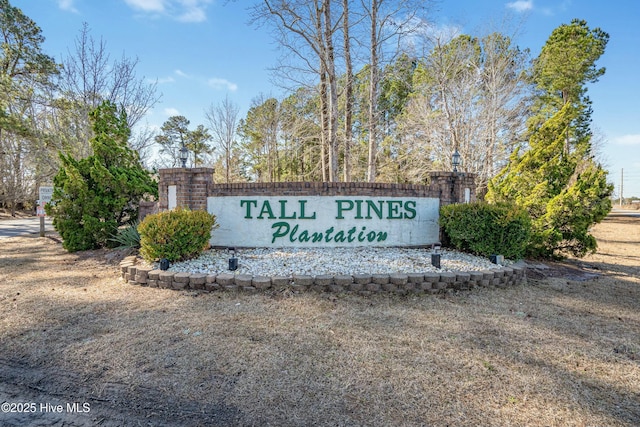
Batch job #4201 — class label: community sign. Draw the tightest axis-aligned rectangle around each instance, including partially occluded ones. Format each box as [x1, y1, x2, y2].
[207, 196, 439, 248]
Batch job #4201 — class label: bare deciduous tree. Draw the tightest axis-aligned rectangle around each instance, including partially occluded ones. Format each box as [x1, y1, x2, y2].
[252, 0, 342, 181]
[205, 95, 240, 183]
[56, 23, 160, 158]
[399, 29, 530, 194]
[347, 0, 431, 182]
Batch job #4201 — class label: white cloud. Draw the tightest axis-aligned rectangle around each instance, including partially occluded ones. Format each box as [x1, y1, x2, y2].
[506, 0, 534, 13]
[176, 0, 210, 23]
[614, 134, 640, 145]
[208, 78, 238, 92]
[57, 0, 79, 13]
[420, 22, 462, 43]
[163, 107, 181, 116]
[155, 76, 175, 84]
[123, 0, 212, 22]
[175, 69, 191, 78]
[124, 0, 165, 12]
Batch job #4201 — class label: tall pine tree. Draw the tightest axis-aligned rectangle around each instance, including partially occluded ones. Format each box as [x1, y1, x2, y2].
[487, 19, 612, 258]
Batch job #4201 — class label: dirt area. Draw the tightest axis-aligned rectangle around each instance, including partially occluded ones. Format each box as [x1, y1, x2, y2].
[0, 209, 36, 220]
[0, 213, 638, 426]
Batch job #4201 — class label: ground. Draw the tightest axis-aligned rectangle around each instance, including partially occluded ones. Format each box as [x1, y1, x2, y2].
[0, 212, 638, 426]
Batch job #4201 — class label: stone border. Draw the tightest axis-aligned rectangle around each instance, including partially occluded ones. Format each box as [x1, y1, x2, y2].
[120, 256, 527, 295]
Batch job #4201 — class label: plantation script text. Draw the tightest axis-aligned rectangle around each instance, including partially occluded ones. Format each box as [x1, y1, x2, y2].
[207, 196, 440, 248]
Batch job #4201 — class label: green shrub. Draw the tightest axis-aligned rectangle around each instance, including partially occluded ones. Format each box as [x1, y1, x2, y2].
[47, 101, 157, 252]
[109, 221, 141, 249]
[439, 202, 531, 259]
[138, 207, 218, 263]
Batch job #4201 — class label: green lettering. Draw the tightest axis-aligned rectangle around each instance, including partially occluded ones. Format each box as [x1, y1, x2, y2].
[366, 200, 384, 219]
[258, 201, 276, 219]
[367, 231, 377, 242]
[299, 200, 316, 219]
[289, 224, 299, 242]
[279, 200, 297, 219]
[334, 230, 346, 242]
[355, 200, 364, 219]
[335, 200, 354, 219]
[347, 227, 357, 242]
[299, 230, 311, 242]
[240, 200, 257, 219]
[311, 232, 323, 243]
[387, 200, 403, 219]
[377, 231, 388, 241]
[358, 227, 367, 242]
[271, 221, 290, 243]
[324, 226, 335, 242]
[404, 201, 417, 219]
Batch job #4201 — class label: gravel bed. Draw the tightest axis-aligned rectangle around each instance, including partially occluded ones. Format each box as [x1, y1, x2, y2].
[162, 247, 503, 277]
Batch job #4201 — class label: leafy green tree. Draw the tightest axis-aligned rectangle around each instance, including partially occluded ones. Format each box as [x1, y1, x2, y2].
[155, 115, 212, 167]
[0, 0, 59, 213]
[155, 115, 191, 167]
[487, 20, 612, 258]
[47, 101, 157, 252]
[238, 96, 282, 182]
[188, 124, 213, 167]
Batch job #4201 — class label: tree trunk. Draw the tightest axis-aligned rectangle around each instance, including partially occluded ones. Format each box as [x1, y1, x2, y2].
[323, 0, 339, 182]
[366, 0, 379, 182]
[342, 0, 353, 182]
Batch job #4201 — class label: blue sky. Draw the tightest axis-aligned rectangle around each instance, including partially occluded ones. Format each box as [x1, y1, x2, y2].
[13, 0, 640, 197]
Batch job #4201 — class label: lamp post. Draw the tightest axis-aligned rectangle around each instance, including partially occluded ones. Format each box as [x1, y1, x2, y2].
[452, 149, 461, 174]
[451, 149, 462, 204]
[179, 144, 189, 168]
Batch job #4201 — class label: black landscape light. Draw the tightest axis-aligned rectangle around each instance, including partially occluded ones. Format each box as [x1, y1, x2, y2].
[228, 247, 238, 271]
[159, 258, 170, 271]
[179, 144, 189, 168]
[431, 243, 441, 269]
[490, 254, 504, 265]
[452, 149, 461, 173]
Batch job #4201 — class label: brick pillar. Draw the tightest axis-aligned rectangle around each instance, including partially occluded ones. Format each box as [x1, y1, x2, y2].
[158, 167, 214, 211]
[428, 172, 476, 205]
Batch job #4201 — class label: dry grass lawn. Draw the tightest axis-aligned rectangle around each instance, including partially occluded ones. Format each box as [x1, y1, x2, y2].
[0, 212, 638, 426]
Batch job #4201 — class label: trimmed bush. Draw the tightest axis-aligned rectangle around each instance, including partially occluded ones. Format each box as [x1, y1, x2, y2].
[138, 207, 218, 263]
[440, 202, 531, 259]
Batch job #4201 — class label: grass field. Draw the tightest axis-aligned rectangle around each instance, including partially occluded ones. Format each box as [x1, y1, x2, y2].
[0, 212, 638, 426]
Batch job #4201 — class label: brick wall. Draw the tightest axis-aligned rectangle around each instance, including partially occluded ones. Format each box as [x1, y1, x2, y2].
[158, 168, 215, 211]
[206, 173, 475, 202]
[156, 169, 475, 213]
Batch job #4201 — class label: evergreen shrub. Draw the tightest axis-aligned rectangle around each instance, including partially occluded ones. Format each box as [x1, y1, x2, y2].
[47, 101, 157, 252]
[138, 207, 218, 263]
[440, 202, 531, 259]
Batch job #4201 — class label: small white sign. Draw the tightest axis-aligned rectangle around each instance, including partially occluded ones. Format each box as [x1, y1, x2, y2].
[168, 185, 177, 210]
[207, 196, 440, 248]
[39, 186, 54, 203]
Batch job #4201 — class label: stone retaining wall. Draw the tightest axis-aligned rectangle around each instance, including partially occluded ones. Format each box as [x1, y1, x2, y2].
[120, 256, 526, 295]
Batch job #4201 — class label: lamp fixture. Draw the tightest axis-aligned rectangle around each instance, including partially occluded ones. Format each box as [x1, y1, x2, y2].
[179, 144, 189, 168]
[452, 149, 461, 173]
[228, 247, 238, 271]
[431, 243, 441, 269]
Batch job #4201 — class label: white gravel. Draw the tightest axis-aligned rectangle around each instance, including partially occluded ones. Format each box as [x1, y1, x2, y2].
[162, 247, 502, 277]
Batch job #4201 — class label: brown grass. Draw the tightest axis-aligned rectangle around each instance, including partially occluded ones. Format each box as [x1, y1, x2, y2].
[0, 213, 638, 426]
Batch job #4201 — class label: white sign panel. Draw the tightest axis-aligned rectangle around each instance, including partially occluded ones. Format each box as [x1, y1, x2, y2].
[207, 196, 440, 248]
[39, 186, 54, 203]
[168, 185, 177, 210]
